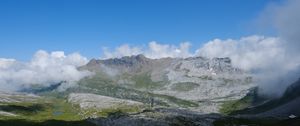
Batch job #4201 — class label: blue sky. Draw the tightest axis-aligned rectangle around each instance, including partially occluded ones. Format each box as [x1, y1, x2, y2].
[0, 0, 278, 60]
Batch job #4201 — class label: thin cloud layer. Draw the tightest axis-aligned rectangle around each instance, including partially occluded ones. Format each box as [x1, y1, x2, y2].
[0, 50, 92, 92]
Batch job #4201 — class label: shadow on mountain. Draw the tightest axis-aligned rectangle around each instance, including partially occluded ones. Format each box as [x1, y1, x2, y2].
[20, 82, 63, 94]
[0, 104, 45, 114]
[230, 78, 300, 117]
[213, 117, 300, 126]
[88, 110, 300, 126]
[0, 119, 96, 126]
[88, 108, 222, 126]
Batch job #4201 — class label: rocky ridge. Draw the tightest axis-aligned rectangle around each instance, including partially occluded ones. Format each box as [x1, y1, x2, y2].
[80, 55, 255, 113]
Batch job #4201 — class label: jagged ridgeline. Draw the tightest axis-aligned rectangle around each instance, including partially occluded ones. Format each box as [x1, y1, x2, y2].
[1, 55, 300, 126]
[77, 54, 254, 113]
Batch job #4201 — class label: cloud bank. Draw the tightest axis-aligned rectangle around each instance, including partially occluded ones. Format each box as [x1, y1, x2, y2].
[0, 50, 92, 92]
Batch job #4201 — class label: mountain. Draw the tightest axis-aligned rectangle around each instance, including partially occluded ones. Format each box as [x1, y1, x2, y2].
[79, 54, 254, 113]
[1, 54, 299, 126]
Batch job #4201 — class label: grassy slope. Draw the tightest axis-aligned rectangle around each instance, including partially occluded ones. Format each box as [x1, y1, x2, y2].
[219, 88, 259, 115]
[76, 73, 199, 108]
[0, 97, 97, 126]
[0, 96, 142, 125]
[219, 95, 253, 115]
[131, 73, 166, 90]
[0, 72, 200, 125]
[0, 98, 81, 121]
[171, 82, 200, 92]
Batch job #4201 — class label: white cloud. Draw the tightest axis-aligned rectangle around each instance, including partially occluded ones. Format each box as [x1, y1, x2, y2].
[102, 41, 192, 59]
[0, 50, 92, 92]
[196, 35, 286, 71]
[146, 41, 192, 59]
[0, 58, 16, 69]
[196, 35, 300, 97]
[103, 44, 143, 59]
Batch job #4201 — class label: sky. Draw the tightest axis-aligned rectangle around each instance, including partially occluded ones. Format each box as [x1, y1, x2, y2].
[0, 0, 278, 60]
[0, 0, 300, 96]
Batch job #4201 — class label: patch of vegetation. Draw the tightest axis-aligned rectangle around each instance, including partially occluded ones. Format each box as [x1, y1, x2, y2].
[100, 106, 141, 117]
[0, 97, 81, 121]
[221, 87, 278, 115]
[0, 104, 45, 115]
[131, 73, 167, 90]
[77, 74, 199, 108]
[171, 82, 199, 92]
[219, 87, 264, 115]
[0, 119, 96, 126]
[219, 88, 258, 115]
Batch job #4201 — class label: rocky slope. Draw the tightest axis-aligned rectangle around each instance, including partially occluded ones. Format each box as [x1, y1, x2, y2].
[0, 55, 299, 126]
[80, 55, 255, 113]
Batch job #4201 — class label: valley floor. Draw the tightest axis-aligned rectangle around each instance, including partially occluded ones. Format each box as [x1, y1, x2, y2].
[0, 91, 300, 126]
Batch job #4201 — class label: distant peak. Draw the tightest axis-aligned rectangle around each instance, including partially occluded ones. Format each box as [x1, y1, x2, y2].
[87, 58, 98, 65]
[135, 54, 147, 60]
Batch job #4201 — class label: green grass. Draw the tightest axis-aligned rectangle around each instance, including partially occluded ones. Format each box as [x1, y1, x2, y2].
[171, 82, 199, 92]
[77, 73, 199, 108]
[0, 97, 81, 121]
[0, 119, 96, 126]
[0, 94, 142, 125]
[131, 73, 167, 90]
[81, 104, 143, 118]
[219, 94, 253, 115]
[0, 97, 97, 126]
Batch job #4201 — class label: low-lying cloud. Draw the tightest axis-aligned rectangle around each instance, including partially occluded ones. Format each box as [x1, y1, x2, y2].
[0, 50, 92, 92]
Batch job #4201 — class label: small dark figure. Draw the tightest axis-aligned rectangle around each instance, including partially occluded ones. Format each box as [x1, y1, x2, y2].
[150, 97, 154, 108]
